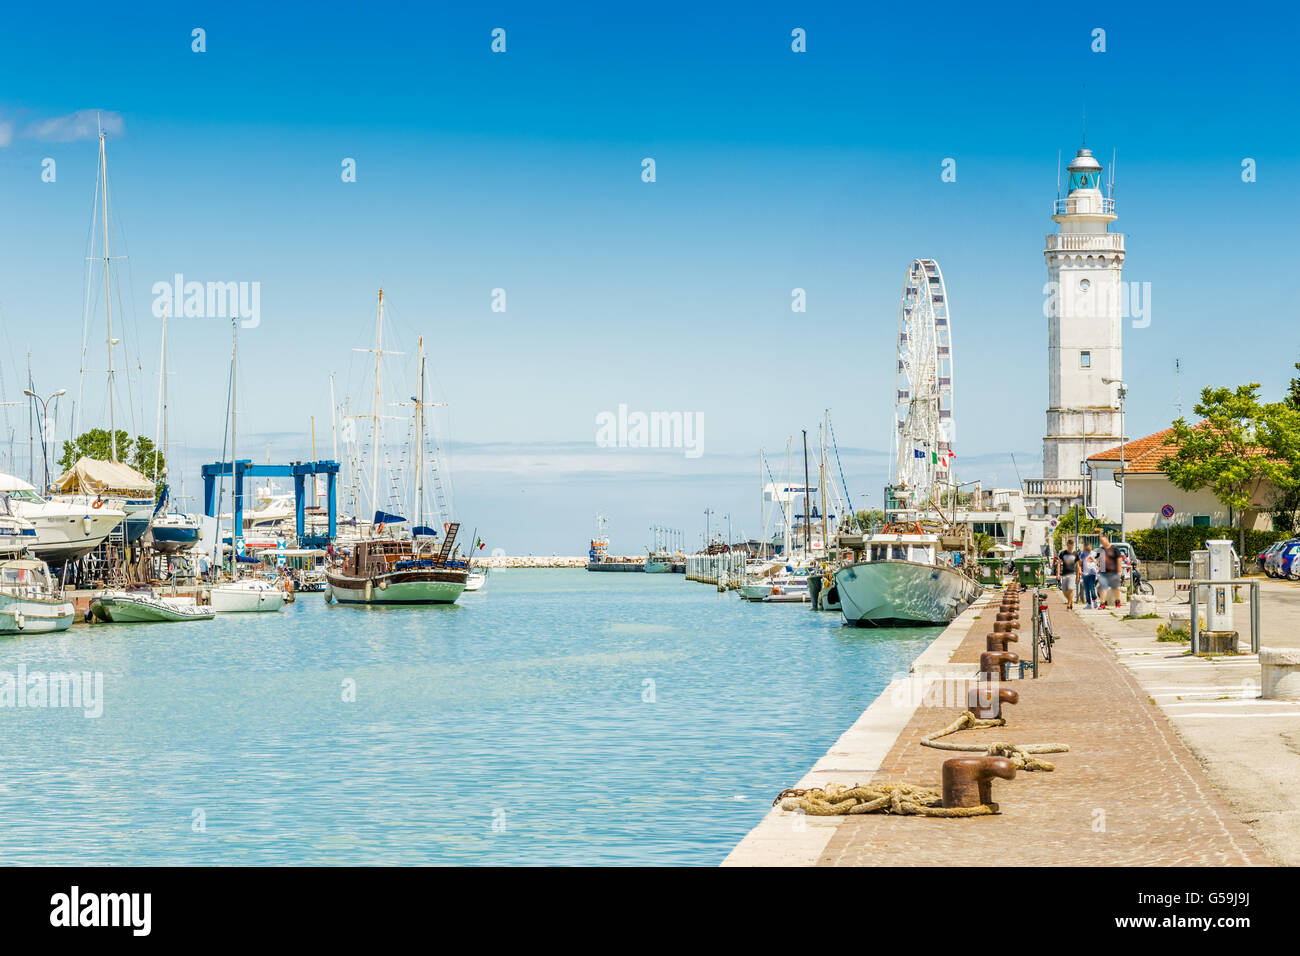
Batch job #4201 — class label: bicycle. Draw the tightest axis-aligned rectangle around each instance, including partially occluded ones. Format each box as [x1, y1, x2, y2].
[1131, 567, 1154, 597]
[1035, 590, 1055, 663]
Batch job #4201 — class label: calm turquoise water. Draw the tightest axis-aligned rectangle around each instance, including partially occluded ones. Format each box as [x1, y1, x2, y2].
[0, 570, 939, 865]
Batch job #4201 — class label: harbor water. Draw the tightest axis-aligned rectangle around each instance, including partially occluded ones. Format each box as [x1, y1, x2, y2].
[0, 570, 940, 865]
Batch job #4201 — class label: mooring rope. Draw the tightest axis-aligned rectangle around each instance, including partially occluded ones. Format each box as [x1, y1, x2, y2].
[919, 711, 1069, 772]
[773, 782, 998, 817]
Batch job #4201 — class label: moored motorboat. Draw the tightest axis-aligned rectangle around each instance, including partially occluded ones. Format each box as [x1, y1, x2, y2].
[464, 568, 487, 592]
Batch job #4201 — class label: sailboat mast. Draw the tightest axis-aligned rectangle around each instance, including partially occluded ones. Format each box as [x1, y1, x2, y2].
[759, 448, 766, 560]
[802, 429, 811, 555]
[414, 335, 425, 531]
[370, 289, 384, 528]
[100, 127, 118, 462]
[154, 308, 167, 479]
[231, 316, 240, 566]
[329, 373, 338, 461]
[820, 413, 829, 552]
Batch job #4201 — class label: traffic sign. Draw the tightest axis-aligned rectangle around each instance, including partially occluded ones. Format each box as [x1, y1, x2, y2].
[1161, 504, 1175, 519]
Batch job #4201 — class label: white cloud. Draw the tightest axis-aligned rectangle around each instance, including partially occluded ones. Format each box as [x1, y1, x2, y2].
[23, 109, 124, 142]
[0, 122, 12, 148]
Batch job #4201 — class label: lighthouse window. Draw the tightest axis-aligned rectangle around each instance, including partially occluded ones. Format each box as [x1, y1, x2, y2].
[1080, 351, 1092, 368]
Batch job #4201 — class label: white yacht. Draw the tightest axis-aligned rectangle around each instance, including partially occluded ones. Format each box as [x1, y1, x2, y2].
[834, 523, 981, 627]
[0, 473, 126, 562]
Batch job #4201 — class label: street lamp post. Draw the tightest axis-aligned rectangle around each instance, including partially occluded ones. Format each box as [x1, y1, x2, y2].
[23, 388, 67, 491]
[703, 508, 713, 546]
[1103, 378, 1128, 543]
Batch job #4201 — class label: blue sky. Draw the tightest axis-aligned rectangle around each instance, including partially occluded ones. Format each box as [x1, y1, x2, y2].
[1, 1, 1297, 552]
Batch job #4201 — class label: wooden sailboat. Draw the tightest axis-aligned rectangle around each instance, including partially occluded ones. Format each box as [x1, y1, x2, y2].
[325, 291, 469, 606]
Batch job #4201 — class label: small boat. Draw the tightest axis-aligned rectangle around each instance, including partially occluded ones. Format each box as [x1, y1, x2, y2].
[149, 511, 201, 553]
[738, 567, 812, 603]
[464, 568, 487, 592]
[0, 558, 75, 634]
[834, 524, 981, 627]
[90, 587, 215, 623]
[209, 579, 287, 613]
[761, 573, 811, 603]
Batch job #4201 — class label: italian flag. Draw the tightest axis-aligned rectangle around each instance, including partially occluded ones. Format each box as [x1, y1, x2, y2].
[475, 537, 485, 551]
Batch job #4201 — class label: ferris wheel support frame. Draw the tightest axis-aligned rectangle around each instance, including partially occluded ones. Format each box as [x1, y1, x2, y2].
[890, 258, 955, 509]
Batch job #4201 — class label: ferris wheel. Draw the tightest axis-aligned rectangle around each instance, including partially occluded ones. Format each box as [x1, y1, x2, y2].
[892, 258, 955, 504]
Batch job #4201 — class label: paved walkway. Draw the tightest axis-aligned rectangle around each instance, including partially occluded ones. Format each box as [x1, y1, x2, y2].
[811, 592, 1268, 866]
[1080, 578, 1300, 865]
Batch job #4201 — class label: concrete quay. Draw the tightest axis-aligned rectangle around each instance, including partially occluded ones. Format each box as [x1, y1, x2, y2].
[725, 586, 1270, 867]
[1079, 578, 1300, 865]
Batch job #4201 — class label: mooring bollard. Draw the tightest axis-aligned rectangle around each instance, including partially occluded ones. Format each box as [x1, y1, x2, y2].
[968, 686, 1019, 720]
[979, 650, 1019, 680]
[941, 755, 1017, 808]
[986, 631, 1018, 653]
[993, 619, 1017, 634]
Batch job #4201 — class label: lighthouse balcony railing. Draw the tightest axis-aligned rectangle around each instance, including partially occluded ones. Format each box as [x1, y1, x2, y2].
[1052, 197, 1115, 216]
[1045, 233, 1124, 252]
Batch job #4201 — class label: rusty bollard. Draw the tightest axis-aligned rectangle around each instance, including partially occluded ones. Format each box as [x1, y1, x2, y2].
[979, 650, 1019, 681]
[993, 619, 1017, 634]
[942, 755, 1017, 808]
[969, 685, 1019, 719]
[986, 631, 1018, 653]
[995, 612, 1016, 625]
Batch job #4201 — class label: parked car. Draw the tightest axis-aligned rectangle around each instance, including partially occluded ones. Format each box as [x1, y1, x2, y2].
[1266, 540, 1300, 578]
[1280, 542, 1300, 580]
[1258, 542, 1285, 574]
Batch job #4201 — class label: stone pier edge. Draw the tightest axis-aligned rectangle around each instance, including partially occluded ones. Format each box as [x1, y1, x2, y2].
[721, 591, 997, 867]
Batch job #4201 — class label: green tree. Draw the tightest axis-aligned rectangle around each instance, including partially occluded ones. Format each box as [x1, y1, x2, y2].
[1051, 506, 1107, 551]
[58, 429, 166, 481]
[1262, 402, 1300, 532]
[1164, 384, 1284, 554]
[846, 508, 888, 532]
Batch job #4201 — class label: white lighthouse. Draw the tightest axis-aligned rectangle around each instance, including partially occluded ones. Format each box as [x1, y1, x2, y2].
[1042, 146, 1124, 479]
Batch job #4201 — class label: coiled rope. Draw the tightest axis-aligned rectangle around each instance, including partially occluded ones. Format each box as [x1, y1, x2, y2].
[920, 710, 1069, 772]
[773, 782, 997, 817]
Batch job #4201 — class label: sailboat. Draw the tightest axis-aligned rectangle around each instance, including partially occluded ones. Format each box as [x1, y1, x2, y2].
[325, 291, 470, 606]
[206, 314, 286, 614]
[52, 123, 156, 543]
[147, 310, 200, 553]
